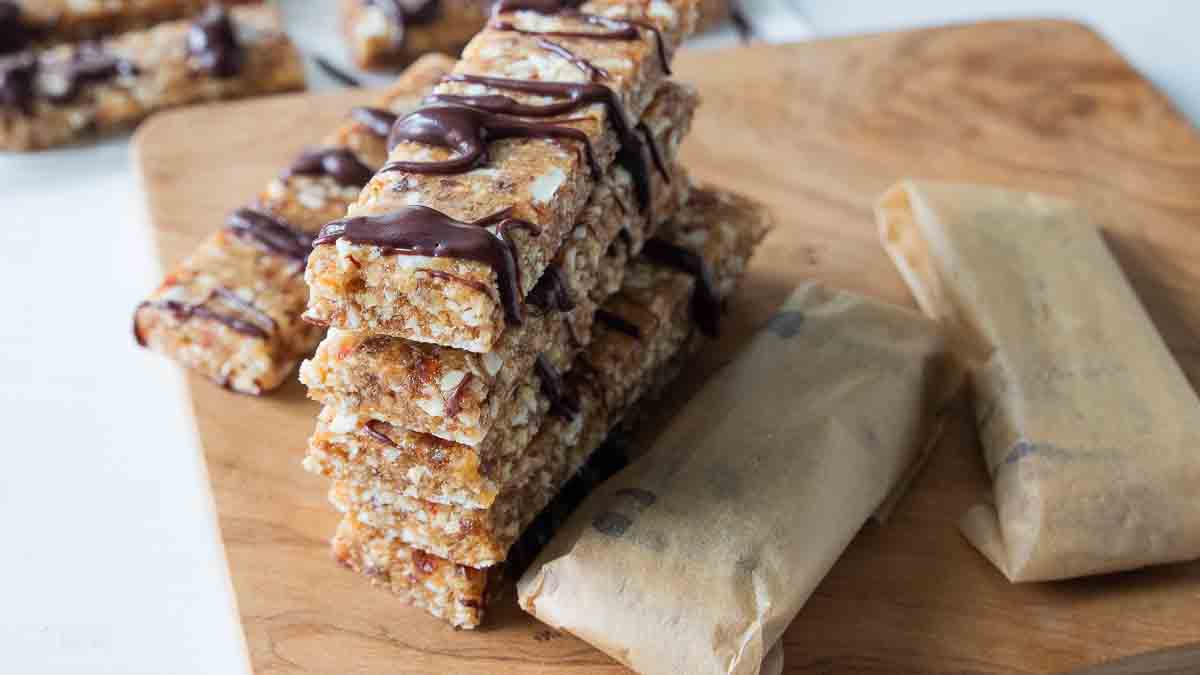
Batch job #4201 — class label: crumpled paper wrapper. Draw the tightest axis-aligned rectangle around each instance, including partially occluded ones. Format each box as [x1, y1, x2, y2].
[517, 282, 960, 675]
[877, 180, 1200, 582]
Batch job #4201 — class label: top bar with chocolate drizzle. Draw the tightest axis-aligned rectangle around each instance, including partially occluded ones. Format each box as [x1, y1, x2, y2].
[303, 0, 700, 353]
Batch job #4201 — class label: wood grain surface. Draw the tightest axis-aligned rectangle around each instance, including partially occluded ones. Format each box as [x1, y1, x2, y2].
[134, 20, 1200, 675]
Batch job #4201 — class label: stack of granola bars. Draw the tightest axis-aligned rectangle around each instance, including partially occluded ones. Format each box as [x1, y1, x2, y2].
[298, 0, 769, 627]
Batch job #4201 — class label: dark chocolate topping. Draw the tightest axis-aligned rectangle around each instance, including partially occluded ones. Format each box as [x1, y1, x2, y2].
[620, 16, 670, 75]
[730, 7, 753, 43]
[0, 2, 33, 55]
[314, 206, 540, 324]
[227, 208, 312, 262]
[383, 102, 600, 178]
[436, 73, 623, 124]
[641, 237, 721, 337]
[187, 5, 244, 78]
[444, 371, 473, 417]
[492, 0, 585, 13]
[534, 353, 580, 419]
[417, 267, 496, 299]
[364, 419, 398, 447]
[506, 433, 630, 579]
[527, 265, 575, 313]
[535, 37, 608, 81]
[288, 148, 375, 187]
[636, 121, 669, 181]
[595, 308, 640, 339]
[315, 55, 362, 87]
[351, 106, 398, 137]
[43, 43, 139, 104]
[432, 74, 652, 210]
[137, 287, 275, 342]
[616, 226, 633, 249]
[614, 122, 651, 214]
[492, 16, 636, 42]
[0, 51, 35, 113]
[210, 286, 277, 332]
[563, 315, 583, 349]
[367, 0, 441, 29]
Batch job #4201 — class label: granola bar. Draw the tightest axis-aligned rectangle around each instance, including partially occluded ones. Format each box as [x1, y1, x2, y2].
[299, 81, 696, 447]
[0, 0, 261, 52]
[133, 54, 454, 394]
[304, 0, 701, 352]
[329, 186, 770, 624]
[339, 0, 490, 70]
[0, 5, 302, 151]
[302, 165, 687, 508]
[329, 187, 768, 567]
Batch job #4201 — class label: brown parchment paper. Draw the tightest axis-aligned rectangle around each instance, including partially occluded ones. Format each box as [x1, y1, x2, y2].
[877, 180, 1200, 582]
[517, 282, 960, 675]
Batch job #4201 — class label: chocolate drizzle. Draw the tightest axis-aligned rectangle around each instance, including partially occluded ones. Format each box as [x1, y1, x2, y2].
[227, 208, 313, 262]
[595, 308, 640, 339]
[534, 354, 580, 419]
[137, 287, 275, 344]
[288, 148, 375, 187]
[383, 103, 601, 178]
[492, 0, 585, 12]
[1, 43, 139, 111]
[527, 265, 575, 313]
[730, 7, 754, 43]
[364, 419, 398, 446]
[43, 43, 139, 104]
[0, 2, 33, 55]
[315, 55, 362, 87]
[351, 106, 398, 137]
[432, 74, 652, 210]
[314, 206, 540, 324]
[187, 5, 244, 78]
[445, 372, 474, 417]
[641, 238, 721, 337]
[416, 268, 496, 300]
[0, 51, 35, 113]
[535, 37, 608, 81]
[636, 121, 669, 181]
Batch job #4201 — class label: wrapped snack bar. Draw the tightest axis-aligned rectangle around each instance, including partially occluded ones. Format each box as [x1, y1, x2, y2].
[518, 282, 960, 675]
[877, 180, 1200, 582]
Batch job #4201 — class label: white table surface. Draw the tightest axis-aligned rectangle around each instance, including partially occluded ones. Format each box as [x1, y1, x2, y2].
[1, 2, 1195, 673]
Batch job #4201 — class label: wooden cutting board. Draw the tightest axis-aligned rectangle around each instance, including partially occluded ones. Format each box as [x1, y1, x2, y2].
[134, 20, 1200, 675]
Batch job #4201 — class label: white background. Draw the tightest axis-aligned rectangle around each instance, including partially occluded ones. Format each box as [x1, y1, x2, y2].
[1, 2, 1195, 673]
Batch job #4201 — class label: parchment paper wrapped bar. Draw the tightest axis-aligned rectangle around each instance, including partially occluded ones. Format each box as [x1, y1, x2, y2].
[303, 0, 700, 352]
[1, 5, 304, 151]
[517, 282, 960, 675]
[877, 180, 1200, 582]
[134, 54, 453, 394]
